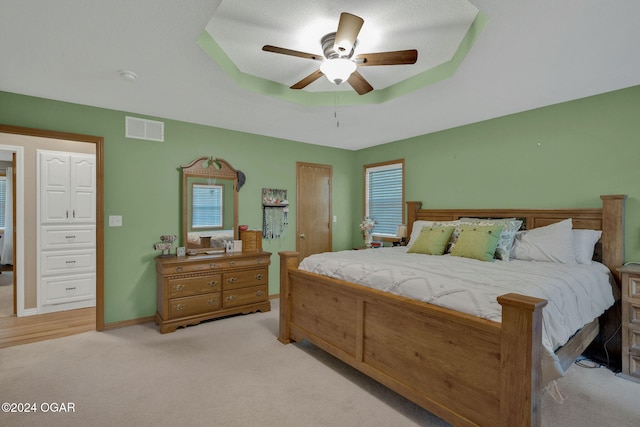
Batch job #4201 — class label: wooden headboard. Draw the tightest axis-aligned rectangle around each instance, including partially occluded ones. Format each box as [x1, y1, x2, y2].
[406, 195, 627, 279]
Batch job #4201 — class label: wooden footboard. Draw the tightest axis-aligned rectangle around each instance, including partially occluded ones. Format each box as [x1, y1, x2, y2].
[279, 252, 547, 427]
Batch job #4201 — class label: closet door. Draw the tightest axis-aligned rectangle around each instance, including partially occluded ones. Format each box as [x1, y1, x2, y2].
[38, 150, 96, 313]
[70, 154, 96, 223]
[40, 152, 70, 223]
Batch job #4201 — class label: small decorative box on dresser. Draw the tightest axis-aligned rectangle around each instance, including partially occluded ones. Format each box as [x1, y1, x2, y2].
[618, 264, 640, 382]
[240, 230, 262, 251]
[155, 251, 271, 333]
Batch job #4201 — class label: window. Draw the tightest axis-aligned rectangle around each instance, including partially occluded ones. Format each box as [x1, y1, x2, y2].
[364, 160, 404, 236]
[191, 184, 223, 229]
[0, 176, 5, 228]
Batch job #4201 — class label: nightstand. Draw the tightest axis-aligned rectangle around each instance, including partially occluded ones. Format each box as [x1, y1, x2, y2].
[618, 264, 640, 382]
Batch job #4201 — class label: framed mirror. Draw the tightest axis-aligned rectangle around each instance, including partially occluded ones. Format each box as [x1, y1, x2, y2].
[180, 157, 239, 253]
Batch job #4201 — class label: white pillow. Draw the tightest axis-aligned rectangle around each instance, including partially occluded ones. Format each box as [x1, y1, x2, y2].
[408, 220, 459, 248]
[573, 229, 602, 264]
[512, 218, 577, 264]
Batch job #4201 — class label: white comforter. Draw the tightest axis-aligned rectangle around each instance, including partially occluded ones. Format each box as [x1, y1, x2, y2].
[299, 247, 615, 383]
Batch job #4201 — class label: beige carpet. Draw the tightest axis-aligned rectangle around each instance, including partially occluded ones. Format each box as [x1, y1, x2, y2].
[0, 299, 638, 427]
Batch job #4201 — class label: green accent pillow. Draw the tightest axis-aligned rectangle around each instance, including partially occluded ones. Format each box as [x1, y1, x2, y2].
[407, 226, 456, 255]
[450, 225, 503, 262]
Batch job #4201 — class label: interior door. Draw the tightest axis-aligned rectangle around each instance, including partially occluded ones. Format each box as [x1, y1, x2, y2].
[12, 152, 16, 315]
[296, 162, 332, 260]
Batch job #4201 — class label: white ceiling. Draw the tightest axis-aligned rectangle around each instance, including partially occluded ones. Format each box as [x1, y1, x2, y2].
[1, 0, 639, 151]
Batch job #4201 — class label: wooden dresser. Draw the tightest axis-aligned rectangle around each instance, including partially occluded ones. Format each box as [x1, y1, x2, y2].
[619, 264, 640, 382]
[155, 251, 271, 333]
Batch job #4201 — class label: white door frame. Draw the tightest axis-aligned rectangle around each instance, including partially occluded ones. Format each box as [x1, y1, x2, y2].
[0, 144, 25, 316]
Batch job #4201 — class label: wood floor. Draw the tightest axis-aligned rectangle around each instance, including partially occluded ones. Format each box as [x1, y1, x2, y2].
[0, 307, 95, 349]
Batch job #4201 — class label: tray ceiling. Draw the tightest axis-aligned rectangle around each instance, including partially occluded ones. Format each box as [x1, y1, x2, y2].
[0, 0, 639, 150]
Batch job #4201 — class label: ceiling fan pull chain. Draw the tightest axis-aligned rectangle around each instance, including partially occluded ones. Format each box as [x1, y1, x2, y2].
[335, 92, 340, 128]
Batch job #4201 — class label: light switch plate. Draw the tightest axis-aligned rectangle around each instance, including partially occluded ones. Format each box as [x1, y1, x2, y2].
[109, 215, 123, 227]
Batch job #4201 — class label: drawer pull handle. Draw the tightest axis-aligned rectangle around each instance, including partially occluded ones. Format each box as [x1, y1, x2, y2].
[65, 287, 77, 291]
[226, 295, 237, 302]
[257, 259, 264, 264]
[229, 261, 236, 266]
[176, 266, 183, 273]
[227, 277, 237, 284]
[255, 290, 265, 297]
[65, 235, 76, 240]
[173, 284, 185, 292]
[174, 304, 185, 311]
[255, 274, 264, 280]
[208, 280, 219, 287]
[209, 264, 217, 269]
[208, 298, 218, 305]
[65, 260, 76, 264]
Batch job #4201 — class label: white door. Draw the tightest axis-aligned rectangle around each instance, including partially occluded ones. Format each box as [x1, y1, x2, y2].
[38, 150, 96, 313]
[40, 153, 70, 223]
[70, 155, 96, 223]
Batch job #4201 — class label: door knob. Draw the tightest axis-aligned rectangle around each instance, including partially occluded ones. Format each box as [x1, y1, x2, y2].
[299, 233, 305, 239]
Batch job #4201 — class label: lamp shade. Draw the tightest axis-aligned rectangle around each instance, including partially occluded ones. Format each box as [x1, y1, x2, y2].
[396, 224, 407, 238]
[320, 58, 357, 85]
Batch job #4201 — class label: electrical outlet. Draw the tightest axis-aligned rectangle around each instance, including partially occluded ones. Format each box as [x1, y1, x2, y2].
[109, 215, 123, 227]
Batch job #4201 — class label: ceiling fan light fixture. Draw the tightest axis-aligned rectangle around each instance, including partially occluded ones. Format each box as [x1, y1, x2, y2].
[320, 58, 356, 85]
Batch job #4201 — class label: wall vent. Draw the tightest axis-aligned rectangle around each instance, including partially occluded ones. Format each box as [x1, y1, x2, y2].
[125, 116, 164, 142]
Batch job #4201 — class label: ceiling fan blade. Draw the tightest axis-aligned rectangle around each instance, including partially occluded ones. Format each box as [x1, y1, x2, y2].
[291, 69, 324, 90]
[347, 70, 374, 95]
[334, 12, 364, 54]
[356, 49, 418, 66]
[262, 45, 323, 61]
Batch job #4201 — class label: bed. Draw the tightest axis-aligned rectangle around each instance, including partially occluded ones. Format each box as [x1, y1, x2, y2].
[278, 195, 626, 427]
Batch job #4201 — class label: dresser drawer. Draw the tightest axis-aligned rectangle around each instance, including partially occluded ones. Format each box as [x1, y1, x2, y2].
[223, 268, 268, 290]
[41, 249, 96, 275]
[41, 274, 95, 305]
[168, 274, 221, 297]
[630, 326, 640, 378]
[169, 293, 222, 319]
[630, 302, 640, 326]
[223, 285, 267, 308]
[630, 275, 640, 299]
[160, 256, 269, 275]
[41, 225, 96, 249]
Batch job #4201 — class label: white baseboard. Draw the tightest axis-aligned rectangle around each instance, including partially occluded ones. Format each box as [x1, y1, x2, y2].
[21, 308, 39, 317]
[38, 299, 96, 315]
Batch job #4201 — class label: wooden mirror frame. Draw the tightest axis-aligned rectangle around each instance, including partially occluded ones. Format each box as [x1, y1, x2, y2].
[180, 157, 239, 253]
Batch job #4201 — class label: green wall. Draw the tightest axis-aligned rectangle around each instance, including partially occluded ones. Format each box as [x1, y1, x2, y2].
[0, 91, 356, 323]
[2, 84, 639, 324]
[354, 85, 640, 262]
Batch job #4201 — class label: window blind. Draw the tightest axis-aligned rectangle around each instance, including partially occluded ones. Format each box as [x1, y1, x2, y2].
[366, 164, 403, 236]
[0, 178, 5, 228]
[192, 184, 223, 228]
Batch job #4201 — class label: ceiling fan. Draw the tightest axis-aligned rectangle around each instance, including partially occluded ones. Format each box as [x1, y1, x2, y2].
[262, 12, 418, 95]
